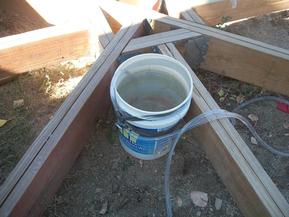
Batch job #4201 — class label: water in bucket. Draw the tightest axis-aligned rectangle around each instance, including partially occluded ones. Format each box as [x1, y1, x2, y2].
[117, 69, 187, 112]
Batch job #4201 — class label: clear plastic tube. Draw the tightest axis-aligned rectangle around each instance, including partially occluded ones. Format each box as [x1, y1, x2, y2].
[232, 95, 289, 113]
[163, 108, 289, 217]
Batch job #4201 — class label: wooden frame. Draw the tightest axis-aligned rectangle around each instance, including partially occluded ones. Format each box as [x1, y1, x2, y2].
[165, 0, 289, 25]
[0, 6, 113, 85]
[0, 24, 92, 84]
[102, 1, 289, 97]
[1, 1, 289, 217]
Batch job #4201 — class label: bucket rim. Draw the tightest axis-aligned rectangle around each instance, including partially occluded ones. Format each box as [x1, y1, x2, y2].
[111, 53, 193, 116]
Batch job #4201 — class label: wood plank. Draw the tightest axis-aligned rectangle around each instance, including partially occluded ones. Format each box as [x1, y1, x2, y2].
[0, 4, 113, 85]
[152, 15, 289, 96]
[0, 8, 113, 207]
[123, 28, 200, 53]
[92, 6, 114, 50]
[193, 0, 289, 26]
[161, 42, 289, 217]
[181, 9, 206, 24]
[0, 22, 143, 217]
[164, 0, 222, 19]
[0, 24, 92, 84]
[101, 1, 289, 96]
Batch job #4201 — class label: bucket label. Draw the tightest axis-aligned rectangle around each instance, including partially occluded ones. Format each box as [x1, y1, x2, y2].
[119, 127, 172, 156]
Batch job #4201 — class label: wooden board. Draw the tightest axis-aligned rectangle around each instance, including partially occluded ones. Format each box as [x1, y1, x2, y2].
[123, 28, 200, 53]
[108, 4, 289, 96]
[0, 3, 116, 85]
[0, 22, 143, 217]
[0, 24, 91, 84]
[181, 9, 206, 24]
[0, 7, 114, 209]
[151, 15, 289, 96]
[164, 0, 289, 25]
[193, 0, 289, 26]
[159, 42, 289, 217]
[164, 0, 222, 19]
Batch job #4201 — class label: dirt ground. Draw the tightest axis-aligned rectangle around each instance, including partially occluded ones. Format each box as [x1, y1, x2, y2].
[43, 113, 242, 217]
[43, 10, 289, 217]
[1, 8, 289, 217]
[0, 9, 89, 185]
[0, 64, 88, 185]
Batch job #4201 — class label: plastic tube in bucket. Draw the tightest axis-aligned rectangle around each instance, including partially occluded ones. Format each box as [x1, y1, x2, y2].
[110, 53, 193, 160]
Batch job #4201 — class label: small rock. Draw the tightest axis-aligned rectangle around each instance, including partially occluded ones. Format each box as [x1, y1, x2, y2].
[0, 119, 8, 128]
[248, 114, 258, 122]
[139, 160, 143, 168]
[283, 122, 289, 129]
[236, 95, 245, 104]
[218, 89, 225, 97]
[250, 137, 258, 145]
[95, 188, 102, 193]
[190, 191, 208, 208]
[284, 133, 289, 137]
[196, 211, 201, 216]
[13, 99, 24, 109]
[99, 201, 108, 215]
[219, 97, 225, 102]
[176, 196, 183, 207]
[215, 198, 222, 210]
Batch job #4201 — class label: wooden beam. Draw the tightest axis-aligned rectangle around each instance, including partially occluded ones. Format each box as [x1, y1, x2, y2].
[181, 9, 206, 24]
[123, 28, 200, 53]
[193, 0, 289, 26]
[160, 42, 289, 217]
[0, 7, 114, 206]
[0, 5, 115, 85]
[0, 22, 143, 217]
[101, 1, 289, 96]
[152, 15, 289, 96]
[0, 24, 91, 84]
[164, 0, 222, 19]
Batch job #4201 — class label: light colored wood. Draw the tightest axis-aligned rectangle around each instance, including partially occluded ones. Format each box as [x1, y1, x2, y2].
[88, 6, 114, 56]
[152, 16, 289, 96]
[162, 42, 289, 217]
[0, 4, 115, 84]
[0, 7, 114, 207]
[164, 0, 222, 19]
[101, 1, 289, 96]
[0, 24, 92, 84]
[193, 0, 289, 25]
[181, 9, 206, 24]
[123, 28, 200, 53]
[0, 22, 143, 217]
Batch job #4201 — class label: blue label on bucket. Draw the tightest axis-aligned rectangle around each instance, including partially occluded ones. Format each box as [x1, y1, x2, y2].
[118, 127, 173, 156]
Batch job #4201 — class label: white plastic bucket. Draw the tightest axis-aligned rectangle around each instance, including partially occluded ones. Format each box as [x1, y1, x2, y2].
[110, 53, 193, 160]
